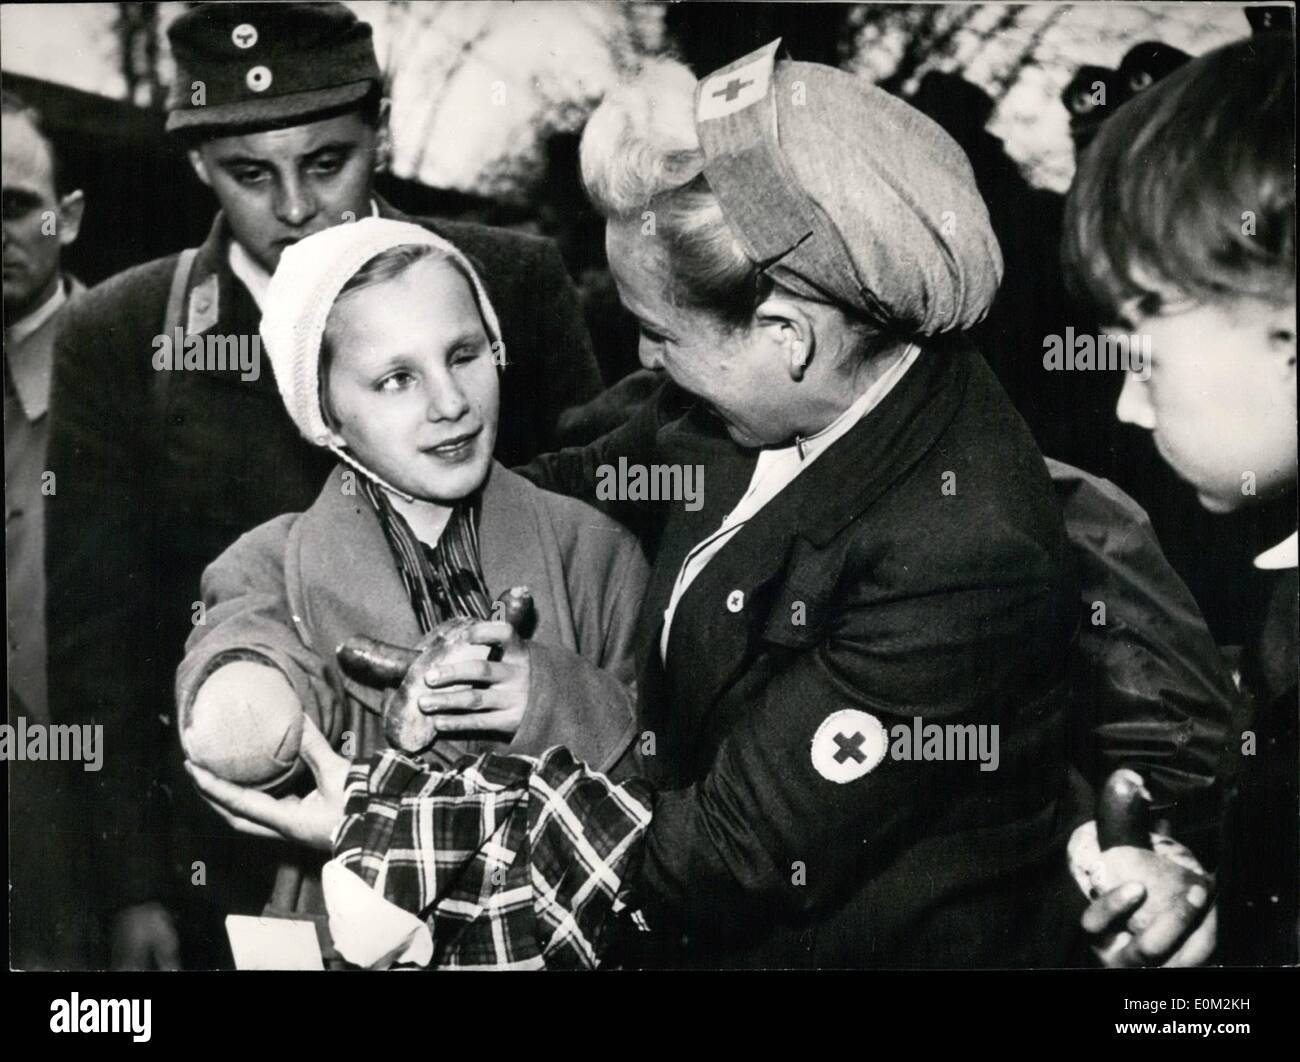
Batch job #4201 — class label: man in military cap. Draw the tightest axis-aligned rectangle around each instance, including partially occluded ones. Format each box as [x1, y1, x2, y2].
[45, 1, 601, 968]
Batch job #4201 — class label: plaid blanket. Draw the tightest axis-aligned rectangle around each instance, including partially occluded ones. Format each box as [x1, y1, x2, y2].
[333, 745, 653, 969]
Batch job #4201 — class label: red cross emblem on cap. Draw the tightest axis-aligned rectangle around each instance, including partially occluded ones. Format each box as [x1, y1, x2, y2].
[698, 52, 772, 121]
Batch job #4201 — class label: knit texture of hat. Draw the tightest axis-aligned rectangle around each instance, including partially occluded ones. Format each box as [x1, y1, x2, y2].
[260, 217, 505, 497]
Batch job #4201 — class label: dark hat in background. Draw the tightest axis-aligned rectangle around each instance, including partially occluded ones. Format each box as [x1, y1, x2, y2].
[165, 2, 381, 133]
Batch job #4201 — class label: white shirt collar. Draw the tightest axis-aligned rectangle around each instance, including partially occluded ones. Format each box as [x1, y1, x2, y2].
[228, 240, 271, 310]
[229, 199, 381, 310]
[6, 278, 68, 346]
[1255, 530, 1298, 571]
[785, 342, 921, 465]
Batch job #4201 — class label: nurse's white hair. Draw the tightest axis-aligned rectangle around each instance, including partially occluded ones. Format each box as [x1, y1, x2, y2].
[579, 58, 767, 328]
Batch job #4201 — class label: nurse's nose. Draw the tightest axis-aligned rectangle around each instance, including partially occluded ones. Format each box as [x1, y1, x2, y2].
[1115, 371, 1156, 430]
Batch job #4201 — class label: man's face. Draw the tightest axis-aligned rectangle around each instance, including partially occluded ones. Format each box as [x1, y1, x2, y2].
[323, 256, 499, 504]
[189, 110, 380, 274]
[1116, 295, 1297, 513]
[2, 113, 82, 317]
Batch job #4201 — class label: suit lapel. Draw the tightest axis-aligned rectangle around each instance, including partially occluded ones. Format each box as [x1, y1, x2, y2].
[182, 213, 284, 401]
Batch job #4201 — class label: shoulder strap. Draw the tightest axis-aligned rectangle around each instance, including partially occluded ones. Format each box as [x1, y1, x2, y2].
[154, 247, 199, 413]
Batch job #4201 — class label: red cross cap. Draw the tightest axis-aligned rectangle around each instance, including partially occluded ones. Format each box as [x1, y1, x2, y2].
[697, 46, 774, 121]
[811, 709, 888, 784]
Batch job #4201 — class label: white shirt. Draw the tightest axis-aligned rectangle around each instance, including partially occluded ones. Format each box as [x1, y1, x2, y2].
[1255, 530, 1298, 571]
[5, 279, 67, 347]
[229, 199, 381, 310]
[659, 343, 921, 661]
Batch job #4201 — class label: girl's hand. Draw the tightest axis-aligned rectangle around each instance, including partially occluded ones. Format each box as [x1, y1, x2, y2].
[417, 620, 531, 738]
[185, 717, 349, 852]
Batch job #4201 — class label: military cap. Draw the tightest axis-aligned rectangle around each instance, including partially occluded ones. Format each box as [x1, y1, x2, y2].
[165, 2, 381, 133]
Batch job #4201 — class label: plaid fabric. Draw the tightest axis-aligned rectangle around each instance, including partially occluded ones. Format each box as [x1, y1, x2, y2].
[361, 478, 492, 633]
[334, 745, 653, 969]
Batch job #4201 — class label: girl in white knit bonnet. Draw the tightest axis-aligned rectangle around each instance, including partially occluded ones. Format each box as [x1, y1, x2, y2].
[176, 218, 646, 926]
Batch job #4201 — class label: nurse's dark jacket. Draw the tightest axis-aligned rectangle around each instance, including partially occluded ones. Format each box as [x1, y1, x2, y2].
[521, 337, 1090, 968]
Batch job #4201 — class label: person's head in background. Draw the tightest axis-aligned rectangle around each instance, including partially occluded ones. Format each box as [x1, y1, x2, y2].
[1063, 32, 1295, 516]
[166, 2, 390, 274]
[261, 220, 502, 508]
[2, 91, 84, 320]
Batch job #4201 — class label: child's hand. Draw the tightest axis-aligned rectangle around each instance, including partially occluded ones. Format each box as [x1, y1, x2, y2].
[418, 620, 532, 738]
[185, 718, 349, 852]
[1082, 863, 1217, 967]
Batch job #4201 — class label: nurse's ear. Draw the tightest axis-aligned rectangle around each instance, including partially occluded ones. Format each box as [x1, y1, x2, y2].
[756, 296, 816, 382]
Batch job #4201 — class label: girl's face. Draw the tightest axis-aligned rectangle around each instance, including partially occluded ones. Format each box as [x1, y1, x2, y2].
[323, 256, 499, 503]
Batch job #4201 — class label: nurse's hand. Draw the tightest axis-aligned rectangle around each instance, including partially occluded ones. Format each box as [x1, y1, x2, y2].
[185, 718, 348, 852]
[417, 620, 532, 738]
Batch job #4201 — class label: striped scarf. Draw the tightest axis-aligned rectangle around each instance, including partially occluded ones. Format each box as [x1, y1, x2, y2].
[361, 478, 493, 633]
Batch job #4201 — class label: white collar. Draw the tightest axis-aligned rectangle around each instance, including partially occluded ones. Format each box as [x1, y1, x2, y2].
[781, 342, 921, 465]
[1255, 530, 1298, 571]
[229, 199, 382, 310]
[6, 278, 68, 346]
[228, 240, 272, 310]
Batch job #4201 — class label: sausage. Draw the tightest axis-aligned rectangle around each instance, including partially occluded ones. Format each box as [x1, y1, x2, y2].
[495, 586, 537, 639]
[1097, 768, 1153, 850]
[339, 596, 535, 754]
[336, 636, 419, 689]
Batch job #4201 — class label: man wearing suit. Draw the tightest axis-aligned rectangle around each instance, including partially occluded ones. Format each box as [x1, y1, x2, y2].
[3, 90, 97, 968]
[44, 2, 600, 968]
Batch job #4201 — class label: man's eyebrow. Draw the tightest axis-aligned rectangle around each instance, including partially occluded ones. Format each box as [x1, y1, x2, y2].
[213, 141, 357, 168]
[301, 140, 358, 160]
[214, 153, 269, 169]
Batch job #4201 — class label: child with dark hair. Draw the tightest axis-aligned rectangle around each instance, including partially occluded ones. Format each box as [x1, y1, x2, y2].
[1064, 31, 1296, 965]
